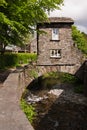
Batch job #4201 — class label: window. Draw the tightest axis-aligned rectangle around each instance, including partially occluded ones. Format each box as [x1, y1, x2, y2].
[52, 28, 59, 40]
[50, 49, 61, 58]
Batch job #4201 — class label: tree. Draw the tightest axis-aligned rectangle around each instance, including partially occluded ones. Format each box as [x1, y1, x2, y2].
[0, 0, 63, 54]
[72, 26, 87, 55]
[82, 32, 87, 40]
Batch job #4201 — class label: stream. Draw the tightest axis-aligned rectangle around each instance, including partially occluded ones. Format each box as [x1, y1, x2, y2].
[25, 78, 87, 130]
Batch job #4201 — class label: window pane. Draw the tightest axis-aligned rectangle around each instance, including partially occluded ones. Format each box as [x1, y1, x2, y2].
[52, 28, 59, 40]
[50, 49, 61, 58]
[52, 50, 54, 56]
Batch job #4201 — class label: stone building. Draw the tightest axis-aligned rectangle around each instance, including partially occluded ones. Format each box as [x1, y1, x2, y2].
[36, 17, 82, 74]
[30, 38, 37, 53]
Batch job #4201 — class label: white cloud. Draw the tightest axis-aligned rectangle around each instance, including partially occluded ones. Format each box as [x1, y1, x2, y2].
[76, 25, 87, 34]
[50, 0, 87, 33]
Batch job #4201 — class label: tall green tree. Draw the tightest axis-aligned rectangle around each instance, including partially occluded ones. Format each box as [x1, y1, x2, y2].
[72, 26, 87, 55]
[0, 0, 63, 54]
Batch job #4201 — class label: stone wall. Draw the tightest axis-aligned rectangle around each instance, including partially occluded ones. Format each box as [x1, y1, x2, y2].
[37, 26, 71, 65]
[37, 23, 83, 75]
[75, 60, 87, 96]
[84, 61, 87, 96]
[30, 38, 37, 53]
[24, 61, 87, 97]
[17, 70, 26, 99]
[36, 65, 79, 75]
[3, 70, 35, 130]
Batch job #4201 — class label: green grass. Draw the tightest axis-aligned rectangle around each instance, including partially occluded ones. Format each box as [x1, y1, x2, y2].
[20, 99, 36, 123]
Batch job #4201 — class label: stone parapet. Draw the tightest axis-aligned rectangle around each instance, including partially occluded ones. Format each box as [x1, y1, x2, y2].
[0, 70, 35, 130]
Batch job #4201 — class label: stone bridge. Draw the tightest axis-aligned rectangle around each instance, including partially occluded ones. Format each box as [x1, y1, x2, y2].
[24, 60, 87, 97]
[0, 60, 86, 130]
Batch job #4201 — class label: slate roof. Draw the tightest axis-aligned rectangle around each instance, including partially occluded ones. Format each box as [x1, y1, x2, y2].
[37, 17, 74, 28]
[48, 17, 74, 23]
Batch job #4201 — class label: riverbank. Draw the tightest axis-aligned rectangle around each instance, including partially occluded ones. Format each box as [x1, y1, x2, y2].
[25, 75, 87, 130]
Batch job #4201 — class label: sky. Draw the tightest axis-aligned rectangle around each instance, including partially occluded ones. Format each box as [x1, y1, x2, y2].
[50, 0, 87, 34]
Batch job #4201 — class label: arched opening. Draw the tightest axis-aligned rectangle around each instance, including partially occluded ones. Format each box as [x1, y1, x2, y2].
[23, 71, 87, 130]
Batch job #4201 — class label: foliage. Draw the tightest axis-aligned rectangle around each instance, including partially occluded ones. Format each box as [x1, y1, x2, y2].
[72, 26, 87, 55]
[0, 53, 18, 69]
[20, 99, 36, 123]
[0, 0, 63, 54]
[29, 69, 38, 79]
[41, 71, 83, 91]
[42, 71, 61, 79]
[74, 84, 84, 94]
[17, 53, 37, 64]
[0, 53, 37, 69]
[42, 71, 78, 84]
[61, 73, 79, 84]
[82, 32, 87, 40]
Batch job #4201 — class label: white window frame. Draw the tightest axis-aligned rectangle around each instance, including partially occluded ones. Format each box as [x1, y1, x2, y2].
[50, 49, 61, 58]
[52, 28, 59, 40]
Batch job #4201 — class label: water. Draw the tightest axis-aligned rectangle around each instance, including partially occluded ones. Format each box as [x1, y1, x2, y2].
[25, 78, 87, 130]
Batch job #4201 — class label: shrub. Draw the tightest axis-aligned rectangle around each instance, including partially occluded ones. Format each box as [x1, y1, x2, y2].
[42, 71, 79, 84]
[0, 53, 18, 69]
[17, 53, 37, 64]
[29, 69, 38, 78]
[74, 84, 84, 93]
[41, 72, 83, 91]
[0, 53, 37, 69]
[20, 99, 36, 123]
[61, 73, 79, 84]
[72, 26, 87, 55]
